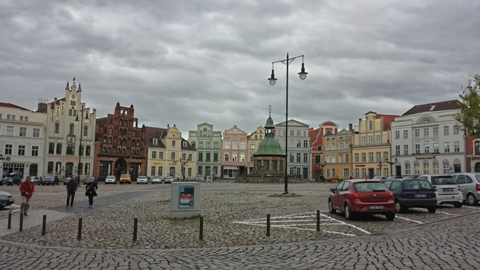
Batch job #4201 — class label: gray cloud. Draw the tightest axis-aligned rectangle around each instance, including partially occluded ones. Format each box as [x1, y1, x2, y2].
[1, 0, 479, 136]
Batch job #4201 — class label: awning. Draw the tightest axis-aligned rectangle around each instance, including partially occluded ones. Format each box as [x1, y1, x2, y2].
[223, 166, 238, 170]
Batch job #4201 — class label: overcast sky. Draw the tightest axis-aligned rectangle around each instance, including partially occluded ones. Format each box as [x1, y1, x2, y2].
[1, 0, 479, 138]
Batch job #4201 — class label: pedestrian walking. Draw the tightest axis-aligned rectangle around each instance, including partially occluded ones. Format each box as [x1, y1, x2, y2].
[19, 176, 35, 216]
[66, 175, 78, 208]
[85, 177, 98, 208]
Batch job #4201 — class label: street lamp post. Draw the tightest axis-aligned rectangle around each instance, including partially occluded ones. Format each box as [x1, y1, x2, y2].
[75, 105, 89, 184]
[268, 53, 308, 194]
[385, 157, 397, 177]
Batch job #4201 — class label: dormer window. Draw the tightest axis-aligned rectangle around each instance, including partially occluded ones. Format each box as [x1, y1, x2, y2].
[183, 141, 187, 147]
[153, 138, 158, 145]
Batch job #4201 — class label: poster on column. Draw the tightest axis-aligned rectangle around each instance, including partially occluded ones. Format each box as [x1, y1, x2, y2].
[179, 185, 194, 208]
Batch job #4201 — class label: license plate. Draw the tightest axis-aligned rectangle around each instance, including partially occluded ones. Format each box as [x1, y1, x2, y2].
[369, 205, 384, 210]
[415, 194, 427, 198]
[443, 188, 454, 192]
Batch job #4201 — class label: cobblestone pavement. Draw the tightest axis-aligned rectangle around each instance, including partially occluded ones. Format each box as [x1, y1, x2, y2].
[0, 181, 479, 269]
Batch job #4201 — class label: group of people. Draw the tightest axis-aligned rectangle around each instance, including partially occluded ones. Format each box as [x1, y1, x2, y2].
[18, 175, 98, 216]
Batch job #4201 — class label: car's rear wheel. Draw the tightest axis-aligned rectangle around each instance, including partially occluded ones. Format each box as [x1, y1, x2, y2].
[454, 202, 462, 208]
[395, 201, 405, 213]
[328, 200, 336, 214]
[467, 194, 478, 205]
[385, 213, 395, 221]
[427, 206, 436, 213]
[344, 204, 354, 220]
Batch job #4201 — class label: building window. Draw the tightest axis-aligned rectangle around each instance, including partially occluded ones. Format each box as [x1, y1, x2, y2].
[19, 127, 27, 137]
[326, 155, 330, 163]
[444, 142, 450, 153]
[368, 136, 373, 144]
[415, 144, 420, 154]
[444, 126, 449, 136]
[33, 128, 40, 138]
[296, 153, 301, 163]
[433, 143, 439, 154]
[83, 126, 88, 136]
[405, 163, 411, 175]
[424, 128, 429, 137]
[475, 141, 480, 155]
[198, 153, 203, 161]
[395, 131, 400, 139]
[6, 126, 14, 136]
[361, 136, 366, 145]
[414, 129, 420, 138]
[414, 162, 420, 175]
[206, 153, 211, 161]
[152, 151, 156, 159]
[56, 143, 62, 155]
[250, 142, 255, 149]
[403, 130, 408, 139]
[5, 144, 13, 155]
[304, 140, 308, 148]
[30, 146, 38, 157]
[354, 153, 359, 163]
[296, 140, 301, 147]
[369, 152, 374, 163]
[454, 126, 459, 135]
[18, 145, 25, 156]
[158, 166, 163, 176]
[69, 123, 74, 134]
[315, 155, 321, 164]
[206, 141, 211, 148]
[443, 161, 449, 174]
[290, 153, 294, 162]
[433, 127, 438, 136]
[172, 140, 176, 147]
[433, 162, 439, 174]
[224, 154, 229, 162]
[369, 120, 373, 130]
[395, 145, 400, 156]
[222, 142, 228, 149]
[375, 135, 380, 143]
[171, 152, 175, 160]
[214, 141, 219, 148]
[240, 154, 245, 162]
[48, 143, 54, 154]
[151, 166, 156, 176]
[86, 146, 91, 156]
[454, 141, 460, 152]
[424, 144, 430, 154]
[361, 153, 366, 163]
[213, 153, 218, 162]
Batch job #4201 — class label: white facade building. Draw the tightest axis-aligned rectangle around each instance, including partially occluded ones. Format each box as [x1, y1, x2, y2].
[37, 81, 96, 180]
[0, 103, 47, 178]
[391, 100, 464, 176]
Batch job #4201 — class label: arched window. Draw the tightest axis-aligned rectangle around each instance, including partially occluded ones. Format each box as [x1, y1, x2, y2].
[119, 120, 123, 126]
[224, 154, 229, 162]
[54, 123, 60, 133]
[102, 147, 106, 153]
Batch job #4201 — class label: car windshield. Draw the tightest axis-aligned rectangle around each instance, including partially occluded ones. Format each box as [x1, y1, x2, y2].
[404, 180, 432, 190]
[106, 176, 115, 179]
[431, 176, 455, 185]
[121, 174, 130, 178]
[354, 182, 387, 192]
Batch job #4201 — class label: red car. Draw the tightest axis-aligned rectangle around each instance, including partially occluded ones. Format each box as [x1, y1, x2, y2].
[328, 179, 395, 220]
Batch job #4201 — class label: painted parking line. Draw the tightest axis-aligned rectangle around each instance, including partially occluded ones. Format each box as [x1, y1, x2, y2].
[395, 215, 423, 224]
[234, 212, 371, 236]
[462, 205, 480, 210]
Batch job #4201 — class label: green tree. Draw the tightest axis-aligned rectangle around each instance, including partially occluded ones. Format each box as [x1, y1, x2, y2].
[455, 74, 480, 136]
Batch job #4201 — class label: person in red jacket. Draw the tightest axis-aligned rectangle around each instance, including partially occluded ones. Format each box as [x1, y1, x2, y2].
[19, 175, 35, 216]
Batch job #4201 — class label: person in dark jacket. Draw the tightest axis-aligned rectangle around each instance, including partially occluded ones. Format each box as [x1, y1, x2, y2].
[85, 177, 98, 208]
[19, 176, 35, 216]
[66, 176, 78, 208]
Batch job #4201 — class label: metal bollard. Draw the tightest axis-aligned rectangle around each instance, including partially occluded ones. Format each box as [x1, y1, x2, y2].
[133, 218, 138, 242]
[316, 210, 320, 232]
[8, 212, 12, 229]
[77, 218, 82, 240]
[199, 216, 204, 240]
[19, 213, 23, 232]
[266, 214, 270, 237]
[42, 215, 47, 236]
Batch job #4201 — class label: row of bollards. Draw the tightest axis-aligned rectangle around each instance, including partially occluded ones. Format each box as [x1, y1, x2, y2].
[7, 210, 322, 241]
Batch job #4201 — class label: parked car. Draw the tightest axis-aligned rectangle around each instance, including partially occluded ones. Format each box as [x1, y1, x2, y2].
[42, 175, 59, 186]
[384, 178, 437, 213]
[417, 175, 463, 208]
[164, 176, 175, 184]
[137, 176, 148, 184]
[328, 179, 395, 220]
[64, 177, 72, 185]
[84, 176, 95, 185]
[32, 176, 43, 185]
[451, 172, 480, 205]
[372, 176, 387, 181]
[120, 174, 131, 184]
[151, 176, 162, 184]
[105, 175, 117, 185]
[0, 190, 14, 210]
[2, 173, 21, 186]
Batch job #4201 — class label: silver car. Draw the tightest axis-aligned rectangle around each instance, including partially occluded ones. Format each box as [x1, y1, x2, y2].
[0, 190, 14, 209]
[164, 176, 175, 184]
[151, 176, 162, 184]
[105, 175, 117, 184]
[137, 176, 148, 184]
[451, 173, 480, 205]
[417, 175, 463, 207]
